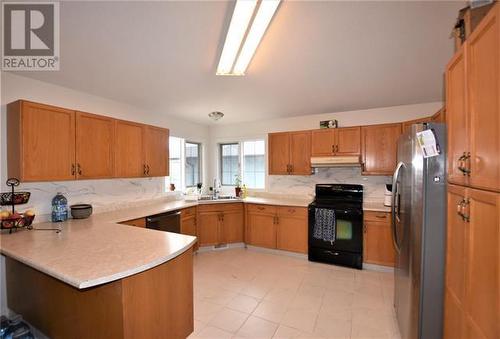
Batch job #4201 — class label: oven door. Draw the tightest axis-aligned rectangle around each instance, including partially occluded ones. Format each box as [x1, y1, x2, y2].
[308, 204, 363, 253]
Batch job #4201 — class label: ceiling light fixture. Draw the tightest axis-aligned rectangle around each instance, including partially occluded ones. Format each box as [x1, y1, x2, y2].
[208, 111, 224, 121]
[216, 0, 281, 76]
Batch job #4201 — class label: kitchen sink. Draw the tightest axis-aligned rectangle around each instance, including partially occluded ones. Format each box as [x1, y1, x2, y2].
[198, 195, 240, 202]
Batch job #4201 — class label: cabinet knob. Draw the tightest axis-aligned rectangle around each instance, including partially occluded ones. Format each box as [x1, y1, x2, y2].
[77, 163, 82, 175]
[71, 164, 76, 176]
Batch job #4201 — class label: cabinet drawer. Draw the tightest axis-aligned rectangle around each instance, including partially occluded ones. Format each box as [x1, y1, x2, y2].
[364, 211, 391, 223]
[181, 206, 196, 219]
[246, 204, 277, 215]
[197, 203, 242, 213]
[277, 206, 307, 219]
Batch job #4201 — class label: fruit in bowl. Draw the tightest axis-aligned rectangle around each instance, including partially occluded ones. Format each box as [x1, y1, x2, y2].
[0, 210, 10, 219]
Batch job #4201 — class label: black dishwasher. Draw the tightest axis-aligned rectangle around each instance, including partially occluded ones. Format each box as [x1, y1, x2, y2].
[145, 211, 181, 233]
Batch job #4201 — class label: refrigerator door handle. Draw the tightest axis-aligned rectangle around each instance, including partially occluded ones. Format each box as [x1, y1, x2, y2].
[391, 161, 405, 253]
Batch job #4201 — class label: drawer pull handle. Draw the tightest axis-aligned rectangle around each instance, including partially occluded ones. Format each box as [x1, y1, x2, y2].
[375, 215, 387, 219]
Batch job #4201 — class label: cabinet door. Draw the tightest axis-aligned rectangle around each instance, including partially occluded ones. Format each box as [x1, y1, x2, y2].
[363, 219, 395, 266]
[221, 209, 244, 243]
[181, 216, 196, 237]
[444, 289, 466, 339]
[144, 126, 169, 177]
[465, 188, 499, 339]
[431, 108, 446, 123]
[197, 212, 220, 246]
[361, 123, 401, 175]
[335, 127, 361, 155]
[276, 207, 307, 254]
[247, 212, 277, 248]
[114, 120, 145, 178]
[311, 129, 335, 156]
[446, 185, 468, 307]
[289, 131, 311, 175]
[468, 6, 500, 192]
[75, 112, 114, 179]
[446, 48, 469, 186]
[15, 101, 76, 181]
[268, 132, 290, 175]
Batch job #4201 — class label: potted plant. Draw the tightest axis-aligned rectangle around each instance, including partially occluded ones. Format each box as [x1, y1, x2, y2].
[234, 174, 242, 197]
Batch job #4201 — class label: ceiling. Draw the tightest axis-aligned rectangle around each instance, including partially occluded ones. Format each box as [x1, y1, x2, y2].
[16, 1, 465, 125]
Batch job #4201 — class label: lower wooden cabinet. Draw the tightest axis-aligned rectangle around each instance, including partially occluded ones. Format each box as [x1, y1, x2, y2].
[197, 203, 244, 246]
[119, 217, 146, 228]
[181, 207, 198, 251]
[246, 204, 307, 254]
[444, 184, 499, 339]
[363, 211, 395, 267]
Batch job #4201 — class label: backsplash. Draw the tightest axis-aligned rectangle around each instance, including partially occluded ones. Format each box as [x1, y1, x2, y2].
[0, 177, 179, 222]
[267, 167, 391, 201]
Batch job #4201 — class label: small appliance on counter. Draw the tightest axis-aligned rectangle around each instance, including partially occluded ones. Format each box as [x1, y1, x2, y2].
[51, 192, 68, 222]
[384, 184, 393, 206]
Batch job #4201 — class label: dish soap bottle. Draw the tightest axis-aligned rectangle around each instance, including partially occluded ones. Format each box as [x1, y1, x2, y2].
[51, 192, 68, 222]
[242, 184, 248, 199]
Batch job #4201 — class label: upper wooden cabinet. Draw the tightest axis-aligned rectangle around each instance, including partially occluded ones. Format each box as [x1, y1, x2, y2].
[7, 101, 76, 182]
[7, 100, 170, 181]
[447, 4, 499, 192]
[311, 127, 360, 156]
[114, 120, 146, 178]
[143, 125, 169, 177]
[75, 112, 115, 179]
[269, 131, 311, 175]
[361, 123, 402, 175]
[402, 117, 432, 134]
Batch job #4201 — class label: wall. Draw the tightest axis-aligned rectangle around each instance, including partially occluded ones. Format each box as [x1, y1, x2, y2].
[208, 101, 443, 200]
[0, 72, 210, 316]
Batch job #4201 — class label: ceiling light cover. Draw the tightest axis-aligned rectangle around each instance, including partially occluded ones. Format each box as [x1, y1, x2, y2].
[216, 0, 258, 75]
[208, 111, 224, 121]
[233, 0, 281, 75]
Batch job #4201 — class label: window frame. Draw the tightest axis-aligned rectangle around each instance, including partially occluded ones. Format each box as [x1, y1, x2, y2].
[219, 142, 240, 186]
[184, 141, 202, 188]
[241, 139, 266, 190]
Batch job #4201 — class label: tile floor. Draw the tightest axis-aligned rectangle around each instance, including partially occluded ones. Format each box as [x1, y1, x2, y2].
[189, 248, 401, 339]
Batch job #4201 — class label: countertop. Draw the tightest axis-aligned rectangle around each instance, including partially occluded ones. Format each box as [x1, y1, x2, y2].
[0, 195, 389, 290]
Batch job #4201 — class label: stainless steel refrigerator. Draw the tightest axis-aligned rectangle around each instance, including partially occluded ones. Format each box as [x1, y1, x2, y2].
[391, 123, 446, 339]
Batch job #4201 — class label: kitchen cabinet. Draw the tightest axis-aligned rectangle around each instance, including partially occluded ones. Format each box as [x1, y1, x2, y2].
[75, 112, 115, 179]
[311, 127, 360, 156]
[181, 207, 198, 251]
[276, 206, 308, 254]
[431, 108, 446, 123]
[363, 211, 395, 267]
[246, 204, 307, 253]
[446, 4, 499, 192]
[7, 100, 76, 182]
[114, 120, 145, 178]
[402, 117, 431, 134]
[361, 123, 401, 175]
[444, 184, 499, 339]
[268, 131, 311, 175]
[143, 126, 169, 177]
[197, 203, 243, 246]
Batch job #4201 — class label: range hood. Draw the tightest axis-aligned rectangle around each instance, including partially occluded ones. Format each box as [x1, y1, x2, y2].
[311, 156, 361, 168]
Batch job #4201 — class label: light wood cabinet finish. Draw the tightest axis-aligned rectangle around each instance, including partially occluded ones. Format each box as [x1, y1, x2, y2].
[431, 108, 446, 123]
[446, 47, 469, 187]
[268, 132, 290, 175]
[7, 100, 76, 181]
[311, 127, 360, 156]
[143, 125, 169, 177]
[197, 203, 243, 246]
[402, 116, 432, 134]
[114, 120, 145, 178]
[444, 185, 500, 339]
[363, 211, 395, 267]
[120, 217, 146, 228]
[6, 248, 194, 339]
[268, 131, 311, 175]
[246, 212, 277, 249]
[467, 5, 500, 192]
[75, 112, 115, 179]
[361, 123, 401, 175]
[276, 207, 308, 254]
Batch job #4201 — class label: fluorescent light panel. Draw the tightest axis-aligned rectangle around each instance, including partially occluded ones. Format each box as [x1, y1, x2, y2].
[217, 0, 280, 76]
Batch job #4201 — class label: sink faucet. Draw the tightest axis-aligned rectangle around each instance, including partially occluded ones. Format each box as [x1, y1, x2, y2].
[213, 178, 221, 199]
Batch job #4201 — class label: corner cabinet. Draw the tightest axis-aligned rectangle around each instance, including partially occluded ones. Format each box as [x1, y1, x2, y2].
[269, 131, 311, 175]
[7, 100, 170, 182]
[360, 123, 401, 175]
[197, 203, 244, 246]
[444, 185, 499, 339]
[311, 127, 360, 156]
[7, 101, 76, 182]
